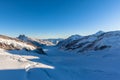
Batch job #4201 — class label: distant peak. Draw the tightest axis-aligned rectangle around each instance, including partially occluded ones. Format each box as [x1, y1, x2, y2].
[94, 31, 104, 36]
[17, 34, 30, 41]
[96, 30, 104, 33]
[68, 34, 82, 40]
[18, 34, 28, 38]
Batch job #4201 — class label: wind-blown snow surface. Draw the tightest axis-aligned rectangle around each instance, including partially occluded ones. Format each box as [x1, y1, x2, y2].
[0, 46, 120, 80]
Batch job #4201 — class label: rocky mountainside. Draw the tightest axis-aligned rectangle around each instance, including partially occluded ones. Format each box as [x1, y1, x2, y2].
[57, 31, 120, 52]
[0, 35, 45, 54]
[17, 35, 54, 46]
[57, 34, 82, 48]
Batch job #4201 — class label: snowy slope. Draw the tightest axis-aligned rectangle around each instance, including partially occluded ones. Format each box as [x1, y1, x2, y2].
[57, 34, 82, 49]
[1, 46, 120, 80]
[0, 35, 44, 54]
[1, 31, 120, 80]
[18, 35, 54, 46]
[0, 49, 54, 80]
[57, 31, 120, 52]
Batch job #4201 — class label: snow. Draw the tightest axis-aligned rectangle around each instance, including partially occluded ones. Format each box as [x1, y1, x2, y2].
[94, 31, 120, 49]
[0, 46, 120, 80]
[57, 34, 82, 49]
[1, 31, 120, 80]
[18, 35, 54, 46]
[0, 38, 36, 50]
[0, 48, 54, 80]
[58, 31, 120, 52]
[93, 31, 104, 36]
[42, 38, 63, 45]
[67, 34, 82, 40]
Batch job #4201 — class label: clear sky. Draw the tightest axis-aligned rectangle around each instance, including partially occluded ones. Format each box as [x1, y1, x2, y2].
[0, 0, 120, 39]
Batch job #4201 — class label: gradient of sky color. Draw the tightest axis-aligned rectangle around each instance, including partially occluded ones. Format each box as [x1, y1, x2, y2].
[0, 0, 120, 38]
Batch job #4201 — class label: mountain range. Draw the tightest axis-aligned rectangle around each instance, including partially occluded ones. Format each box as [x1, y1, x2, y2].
[57, 31, 120, 53]
[0, 31, 120, 80]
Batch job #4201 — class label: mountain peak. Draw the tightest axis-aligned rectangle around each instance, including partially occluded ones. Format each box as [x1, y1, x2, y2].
[58, 30, 120, 52]
[94, 31, 104, 36]
[18, 34, 30, 42]
[67, 34, 82, 40]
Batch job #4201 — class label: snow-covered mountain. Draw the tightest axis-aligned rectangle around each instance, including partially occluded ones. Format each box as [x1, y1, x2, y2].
[17, 35, 54, 46]
[1, 43, 120, 80]
[1, 31, 120, 80]
[57, 34, 82, 49]
[42, 38, 63, 45]
[0, 35, 44, 54]
[57, 31, 120, 52]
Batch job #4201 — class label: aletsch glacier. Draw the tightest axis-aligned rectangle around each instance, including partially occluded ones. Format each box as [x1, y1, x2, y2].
[0, 31, 120, 80]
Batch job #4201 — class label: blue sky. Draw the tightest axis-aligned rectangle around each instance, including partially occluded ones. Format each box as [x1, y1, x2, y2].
[0, 0, 120, 38]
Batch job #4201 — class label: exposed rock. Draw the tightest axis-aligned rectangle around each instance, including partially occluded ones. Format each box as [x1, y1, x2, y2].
[0, 35, 45, 54]
[57, 31, 120, 53]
